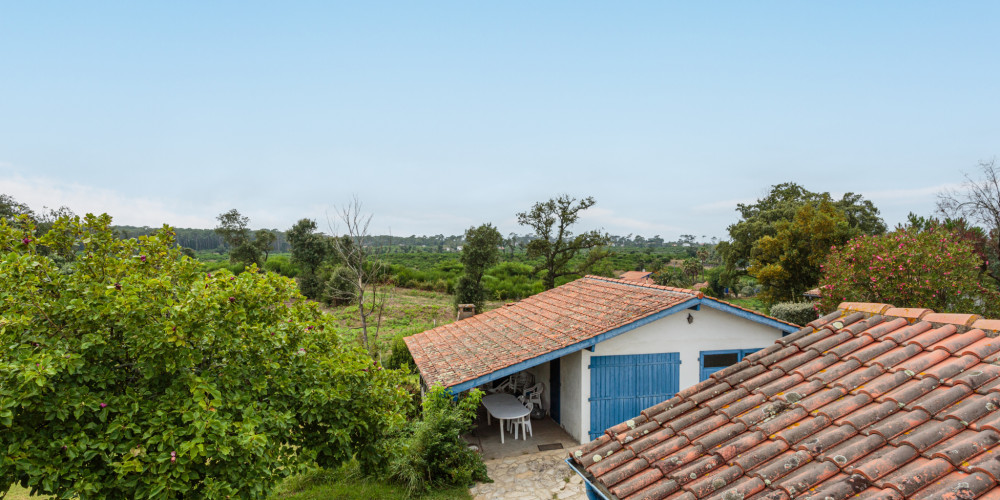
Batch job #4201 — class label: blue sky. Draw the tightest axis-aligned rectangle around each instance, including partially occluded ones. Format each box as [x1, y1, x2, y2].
[1, 2, 997, 239]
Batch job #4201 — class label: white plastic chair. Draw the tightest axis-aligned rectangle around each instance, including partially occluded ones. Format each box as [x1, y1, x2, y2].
[513, 400, 533, 440]
[511, 372, 534, 394]
[487, 378, 514, 394]
[523, 383, 543, 410]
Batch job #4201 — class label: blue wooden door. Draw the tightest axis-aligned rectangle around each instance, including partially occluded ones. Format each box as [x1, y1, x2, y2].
[588, 353, 680, 440]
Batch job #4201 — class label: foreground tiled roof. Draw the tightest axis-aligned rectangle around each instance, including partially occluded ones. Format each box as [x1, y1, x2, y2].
[570, 302, 1000, 500]
[404, 276, 701, 388]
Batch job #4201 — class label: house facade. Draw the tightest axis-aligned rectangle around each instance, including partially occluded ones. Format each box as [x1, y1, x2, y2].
[403, 276, 798, 444]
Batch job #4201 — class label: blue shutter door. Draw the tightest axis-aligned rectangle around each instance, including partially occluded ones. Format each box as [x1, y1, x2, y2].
[588, 353, 680, 441]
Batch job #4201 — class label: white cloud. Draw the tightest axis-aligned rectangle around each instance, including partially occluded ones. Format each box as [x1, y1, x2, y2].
[579, 207, 682, 234]
[859, 183, 963, 203]
[691, 197, 755, 214]
[0, 166, 217, 228]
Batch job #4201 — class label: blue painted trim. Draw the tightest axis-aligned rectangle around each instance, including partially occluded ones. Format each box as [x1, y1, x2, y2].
[700, 298, 799, 334]
[448, 298, 700, 393]
[689, 304, 701, 311]
[564, 458, 612, 500]
[585, 345, 595, 352]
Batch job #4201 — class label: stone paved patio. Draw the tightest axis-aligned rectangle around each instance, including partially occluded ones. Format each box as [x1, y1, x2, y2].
[469, 447, 587, 500]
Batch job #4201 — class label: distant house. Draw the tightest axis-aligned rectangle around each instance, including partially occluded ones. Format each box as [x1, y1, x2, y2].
[804, 287, 822, 299]
[568, 302, 1000, 500]
[619, 270, 654, 284]
[404, 276, 797, 444]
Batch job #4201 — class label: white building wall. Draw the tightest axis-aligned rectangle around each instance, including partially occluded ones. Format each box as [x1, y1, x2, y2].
[571, 306, 785, 443]
[559, 350, 584, 443]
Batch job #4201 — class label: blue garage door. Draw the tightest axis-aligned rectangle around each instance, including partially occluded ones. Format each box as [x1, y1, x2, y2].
[588, 353, 680, 440]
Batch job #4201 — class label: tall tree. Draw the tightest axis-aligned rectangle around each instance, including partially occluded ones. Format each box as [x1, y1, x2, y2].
[749, 201, 854, 303]
[516, 195, 610, 289]
[937, 159, 1000, 283]
[214, 209, 274, 269]
[286, 218, 332, 300]
[328, 199, 391, 360]
[719, 183, 885, 295]
[287, 219, 330, 274]
[455, 223, 502, 313]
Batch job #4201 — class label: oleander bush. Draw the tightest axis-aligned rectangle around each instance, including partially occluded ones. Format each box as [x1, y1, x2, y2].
[818, 225, 1000, 316]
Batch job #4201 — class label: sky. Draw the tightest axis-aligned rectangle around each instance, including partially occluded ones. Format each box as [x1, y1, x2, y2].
[1, 2, 998, 240]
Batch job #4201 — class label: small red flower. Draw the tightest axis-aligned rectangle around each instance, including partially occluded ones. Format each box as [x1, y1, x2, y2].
[22, 237, 31, 245]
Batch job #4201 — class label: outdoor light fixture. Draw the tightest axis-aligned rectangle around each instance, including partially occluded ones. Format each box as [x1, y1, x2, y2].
[687, 313, 694, 324]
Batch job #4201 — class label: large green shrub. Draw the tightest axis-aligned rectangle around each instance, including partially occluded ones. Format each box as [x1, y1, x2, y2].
[390, 386, 488, 493]
[818, 225, 1000, 316]
[384, 336, 416, 373]
[0, 215, 410, 499]
[768, 302, 820, 326]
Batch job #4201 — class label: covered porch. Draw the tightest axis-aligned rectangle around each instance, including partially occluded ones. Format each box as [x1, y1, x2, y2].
[466, 410, 578, 461]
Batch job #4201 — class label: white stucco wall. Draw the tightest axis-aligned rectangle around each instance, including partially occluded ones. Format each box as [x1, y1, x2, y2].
[564, 306, 785, 443]
[559, 350, 584, 442]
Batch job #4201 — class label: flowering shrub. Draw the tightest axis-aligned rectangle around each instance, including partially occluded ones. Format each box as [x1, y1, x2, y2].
[0, 214, 410, 499]
[818, 225, 1000, 316]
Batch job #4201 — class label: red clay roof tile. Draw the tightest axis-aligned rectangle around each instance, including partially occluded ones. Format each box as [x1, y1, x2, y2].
[911, 470, 995, 498]
[866, 409, 931, 441]
[883, 307, 934, 321]
[882, 378, 941, 407]
[838, 302, 892, 315]
[973, 319, 1000, 333]
[923, 312, 984, 327]
[876, 456, 953, 496]
[570, 303, 1000, 500]
[926, 428, 999, 465]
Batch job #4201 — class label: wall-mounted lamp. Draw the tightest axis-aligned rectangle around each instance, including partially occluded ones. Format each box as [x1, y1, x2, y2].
[687, 313, 694, 324]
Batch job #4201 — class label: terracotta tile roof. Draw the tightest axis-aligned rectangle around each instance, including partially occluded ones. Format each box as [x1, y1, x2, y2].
[404, 276, 701, 389]
[569, 301, 1000, 500]
[620, 271, 656, 284]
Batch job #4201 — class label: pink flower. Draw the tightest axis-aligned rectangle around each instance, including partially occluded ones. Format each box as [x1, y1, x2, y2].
[140, 255, 147, 262]
[170, 451, 176, 463]
[22, 237, 31, 245]
[100, 403, 107, 408]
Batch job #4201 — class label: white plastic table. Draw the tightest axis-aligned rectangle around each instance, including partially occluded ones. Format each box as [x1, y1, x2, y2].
[482, 393, 530, 444]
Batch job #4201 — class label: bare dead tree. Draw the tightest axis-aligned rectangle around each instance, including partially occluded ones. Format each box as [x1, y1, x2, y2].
[937, 158, 1000, 281]
[327, 198, 393, 361]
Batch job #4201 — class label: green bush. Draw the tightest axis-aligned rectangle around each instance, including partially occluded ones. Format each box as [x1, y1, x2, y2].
[769, 301, 820, 326]
[264, 254, 300, 278]
[324, 265, 358, 306]
[390, 386, 489, 493]
[385, 337, 416, 373]
[0, 215, 411, 499]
